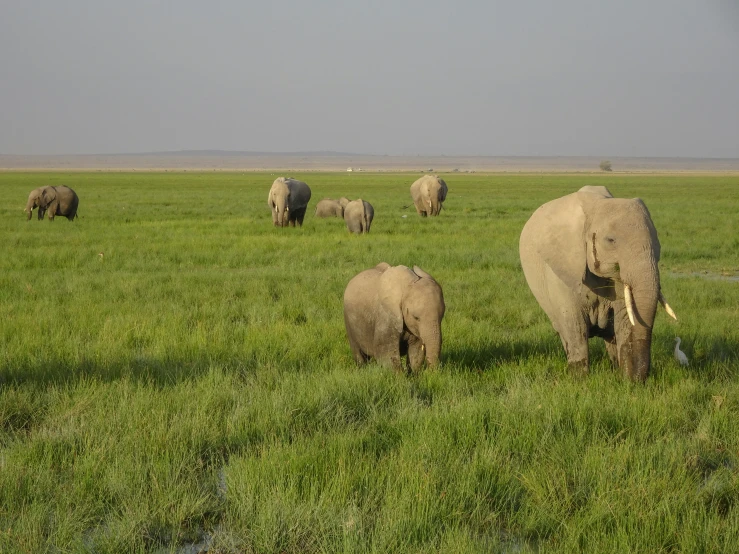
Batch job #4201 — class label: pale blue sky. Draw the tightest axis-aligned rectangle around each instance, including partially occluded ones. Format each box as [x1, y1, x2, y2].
[1, 0, 737, 157]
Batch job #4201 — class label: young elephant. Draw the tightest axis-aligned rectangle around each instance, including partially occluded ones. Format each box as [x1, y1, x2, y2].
[343, 263, 445, 371]
[268, 177, 312, 227]
[315, 198, 344, 218]
[410, 175, 447, 217]
[344, 199, 374, 234]
[25, 186, 79, 221]
[519, 185, 677, 381]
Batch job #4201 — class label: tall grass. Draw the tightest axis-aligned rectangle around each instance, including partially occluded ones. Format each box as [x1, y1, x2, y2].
[1, 172, 738, 552]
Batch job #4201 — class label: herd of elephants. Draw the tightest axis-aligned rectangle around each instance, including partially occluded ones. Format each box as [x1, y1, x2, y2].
[24, 175, 679, 382]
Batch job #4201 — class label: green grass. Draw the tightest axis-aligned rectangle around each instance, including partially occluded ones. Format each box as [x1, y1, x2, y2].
[1, 171, 738, 553]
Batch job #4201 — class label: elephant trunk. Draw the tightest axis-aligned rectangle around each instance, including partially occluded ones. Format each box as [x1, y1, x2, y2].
[420, 323, 442, 366]
[430, 194, 440, 216]
[274, 197, 287, 227]
[619, 261, 659, 381]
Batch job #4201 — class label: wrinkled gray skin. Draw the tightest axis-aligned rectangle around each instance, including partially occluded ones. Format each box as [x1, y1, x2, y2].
[268, 177, 312, 227]
[25, 186, 79, 221]
[315, 198, 344, 218]
[519, 185, 673, 381]
[344, 263, 445, 372]
[410, 175, 448, 217]
[344, 199, 374, 234]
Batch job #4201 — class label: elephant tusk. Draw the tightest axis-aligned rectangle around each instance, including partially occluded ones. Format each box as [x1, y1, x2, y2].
[624, 283, 636, 326]
[421, 344, 426, 353]
[659, 292, 678, 321]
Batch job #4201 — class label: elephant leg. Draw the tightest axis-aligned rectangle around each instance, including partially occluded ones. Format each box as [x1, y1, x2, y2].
[604, 337, 619, 367]
[347, 334, 368, 365]
[47, 201, 59, 221]
[544, 269, 590, 374]
[38, 208, 45, 221]
[294, 207, 307, 226]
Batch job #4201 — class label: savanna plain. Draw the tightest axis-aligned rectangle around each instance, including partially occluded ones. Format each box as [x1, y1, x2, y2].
[1, 171, 738, 553]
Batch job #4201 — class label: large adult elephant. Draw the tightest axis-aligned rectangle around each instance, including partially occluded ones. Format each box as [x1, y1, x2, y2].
[344, 263, 445, 371]
[268, 177, 311, 227]
[343, 199, 374, 234]
[519, 185, 677, 381]
[25, 186, 79, 221]
[410, 175, 447, 217]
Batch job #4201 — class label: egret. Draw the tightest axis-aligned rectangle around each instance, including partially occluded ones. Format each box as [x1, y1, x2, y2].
[674, 337, 689, 366]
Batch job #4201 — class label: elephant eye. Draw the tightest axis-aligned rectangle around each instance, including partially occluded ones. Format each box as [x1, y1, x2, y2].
[605, 236, 616, 244]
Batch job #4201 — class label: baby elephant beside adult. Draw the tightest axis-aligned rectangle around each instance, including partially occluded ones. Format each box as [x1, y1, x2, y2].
[315, 198, 348, 218]
[25, 186, 79, 221]
[344, 263, 445, 372]
[519, 185, 678, 381]
[410, 175, 447, 217]
[268, 177, 312, 227]
[344, 199, 374, 234]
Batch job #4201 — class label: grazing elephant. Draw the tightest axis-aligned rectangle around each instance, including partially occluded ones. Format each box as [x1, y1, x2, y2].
[410, 175, 447, 217]
[338, 197, 351, 209]
[344, 199, 374, 234]
[315, 198, 345, 218]
[25, 186, 79, 221]
[519, 185, 678, 381]
[268, 177, 312, 227]
[344, 263, 445, 371]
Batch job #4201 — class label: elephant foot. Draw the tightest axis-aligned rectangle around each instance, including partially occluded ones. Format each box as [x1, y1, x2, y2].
[567, 360, 589, 378]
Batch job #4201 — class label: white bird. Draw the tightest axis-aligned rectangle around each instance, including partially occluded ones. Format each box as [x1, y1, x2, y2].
[674, 337, 689, 366]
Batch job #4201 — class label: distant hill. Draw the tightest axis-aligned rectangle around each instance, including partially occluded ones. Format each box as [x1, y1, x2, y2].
[110, 150, 362, 157]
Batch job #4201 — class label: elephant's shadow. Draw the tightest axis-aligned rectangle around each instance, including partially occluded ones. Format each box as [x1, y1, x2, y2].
[0, 352, 254, 389]
[442, 335, 562, 371]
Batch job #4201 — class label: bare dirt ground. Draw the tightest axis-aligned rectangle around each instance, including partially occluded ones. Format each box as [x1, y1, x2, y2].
[2, 153, 739, 173]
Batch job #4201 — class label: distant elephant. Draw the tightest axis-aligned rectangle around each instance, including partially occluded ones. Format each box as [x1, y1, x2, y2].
[410, 175, 447, 217]
[344, 263, 445, 371]
[25, 186, 79, 221]
[268, 177, 312, 227]
[315, 198, 345, 218]
[344, 199, 374, 234]
[519, 185, 677, 381]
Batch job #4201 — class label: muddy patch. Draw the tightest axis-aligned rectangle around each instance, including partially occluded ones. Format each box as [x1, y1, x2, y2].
[669, 271, 739, 282]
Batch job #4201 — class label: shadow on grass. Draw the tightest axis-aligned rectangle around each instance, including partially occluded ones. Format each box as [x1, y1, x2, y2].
[443, 335, 561, 371]
[0, 352, 265, 389]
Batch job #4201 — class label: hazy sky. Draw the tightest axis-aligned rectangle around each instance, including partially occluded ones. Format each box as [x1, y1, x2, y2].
[1, 0, 738, 157]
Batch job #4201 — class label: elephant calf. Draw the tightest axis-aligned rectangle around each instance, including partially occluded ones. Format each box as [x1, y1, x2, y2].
[315, 198, 345, 218]
[344, 263, 445, 371]
[410, 175, 447, 217]
[268, 177, 312, 227]
[344, 199, 374, 234]
[25, 186, 79, 221]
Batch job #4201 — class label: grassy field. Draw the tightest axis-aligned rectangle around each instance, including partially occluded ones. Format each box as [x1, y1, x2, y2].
[1, 171, 738, 553]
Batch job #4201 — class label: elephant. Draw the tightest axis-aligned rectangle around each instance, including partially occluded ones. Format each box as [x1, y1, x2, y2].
[268, 177, 312, 227]
[410, 175, 447, 217]
[343, 263, 445, 371]
[344, 199, 374, 234]
[338, 197, 351, 209]
[25, 186, 79, 221]
[519, 185, 678, 381]
[315, 198, 345, 218]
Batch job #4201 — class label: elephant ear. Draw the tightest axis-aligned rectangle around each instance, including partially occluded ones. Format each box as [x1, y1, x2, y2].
[536, 194, 588, 289]
[38, 187, 54, 209]
[412, 265, 436, 282]
[378, 265, 419, 335]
